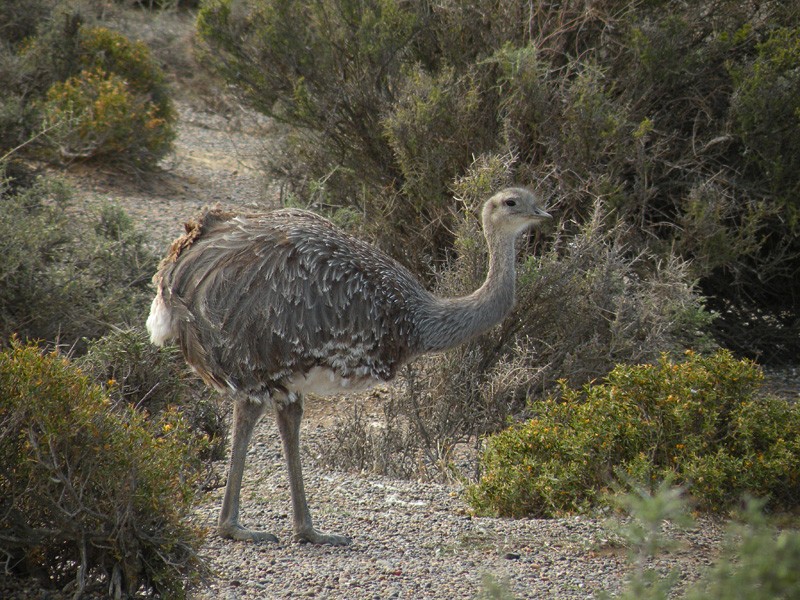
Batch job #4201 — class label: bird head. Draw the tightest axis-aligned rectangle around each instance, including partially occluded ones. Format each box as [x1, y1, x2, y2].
[482, 187, 552, 237]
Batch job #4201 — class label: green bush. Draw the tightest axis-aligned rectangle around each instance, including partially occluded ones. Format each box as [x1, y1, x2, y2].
[600, 485, 800, 600]
[731, 26, 800, 206]
[78, 25, 174, 125]
[42, 65, 173, 168]
[197, 0, 430, 263]
[0, 0, 56, 47]
[684, 500, 800, 600]
[0, 340, 207, 598]
[0, 4, 175, 169]
[36, 23, 176, 168]
[0, 169, 157, 352]
[78, 326, 228, 462]
[467, 350, 800, 518]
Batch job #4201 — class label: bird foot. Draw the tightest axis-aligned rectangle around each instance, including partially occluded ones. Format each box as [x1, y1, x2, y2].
[219, 522, 279, 543]
[294, 528, 351, 546]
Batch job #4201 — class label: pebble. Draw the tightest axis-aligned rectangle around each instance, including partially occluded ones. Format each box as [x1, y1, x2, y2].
[189, 409, 726, 600]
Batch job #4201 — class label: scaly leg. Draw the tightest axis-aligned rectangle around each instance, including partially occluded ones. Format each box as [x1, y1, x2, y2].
[218, 398, 277, 542]
[275, 396, 351, 545]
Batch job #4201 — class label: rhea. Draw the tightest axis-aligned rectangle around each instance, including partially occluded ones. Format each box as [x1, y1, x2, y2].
[146, 187, 550, 545]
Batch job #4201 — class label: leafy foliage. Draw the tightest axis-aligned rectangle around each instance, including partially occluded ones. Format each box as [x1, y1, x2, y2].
[36, 23, 175, 168]
[42, 65, 173, 167]
[0, 340, 207, 598]
[467, 351, 800, 518]
[731, 26, 800, 206]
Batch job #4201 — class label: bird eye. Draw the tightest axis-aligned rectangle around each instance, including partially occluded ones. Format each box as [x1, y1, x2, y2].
[504, 199, 516, 207]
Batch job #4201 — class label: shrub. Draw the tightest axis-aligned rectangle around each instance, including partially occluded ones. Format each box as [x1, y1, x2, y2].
[599, 479, 693, 599]
[199, 0, 800, 360]
[318, 169, 713, 480]
[78, 326, 228, 462]
[0, 169, 157, 353]
[0, 0, 55, 47]
[35, 23, 176, 169]
[2, 6, 176, 169]
[731, 26, 800, 205]
[78, 25, 174, 125]
[381, 62, 498, 253]
[197, 0, 431, 264]
[600, 486, 800, 600]
[467, 350, 800, 518]
[684, 500, 800, 600]
[0, 340, 207, 598]
[42, 66, 173, 168]
[314, 393, 421, 479]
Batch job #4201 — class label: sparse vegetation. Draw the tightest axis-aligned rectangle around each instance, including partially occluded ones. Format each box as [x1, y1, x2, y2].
[318, 163, 713, 480]
[0, 167, 157, 353]
[476, 484, 800, 599]
[598, 485, 800, 600]
[683, 500, 800, 600]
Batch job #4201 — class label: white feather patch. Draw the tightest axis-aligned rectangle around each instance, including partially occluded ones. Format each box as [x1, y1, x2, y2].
[146, 289, 175, 346]
[285, 366, 377, 397]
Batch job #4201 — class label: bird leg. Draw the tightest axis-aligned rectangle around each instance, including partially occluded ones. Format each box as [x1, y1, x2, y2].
[218, 398, 278, 542]
[275, 397, 352, 546]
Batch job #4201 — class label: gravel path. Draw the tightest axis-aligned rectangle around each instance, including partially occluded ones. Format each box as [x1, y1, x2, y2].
[66, 101, 279, 253]
[64, 101, 740, 600]
[189, 411, 725, 600]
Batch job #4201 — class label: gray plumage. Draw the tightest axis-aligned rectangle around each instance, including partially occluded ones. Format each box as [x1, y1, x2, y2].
[147, 187, 550, 545]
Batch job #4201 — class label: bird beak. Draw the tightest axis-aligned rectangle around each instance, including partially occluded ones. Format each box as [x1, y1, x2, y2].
[532, 208, 552, 222]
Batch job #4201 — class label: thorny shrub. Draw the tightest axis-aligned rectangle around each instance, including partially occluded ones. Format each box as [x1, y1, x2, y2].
[317, 161, 713, 480]
[0, 340, 208, 599]
[467, 351, 800, 518]
[199, 0, 800, 359]
[0, 167, 157, 353]
[78, 326, 229, 462]
[0, 0, 55, 47]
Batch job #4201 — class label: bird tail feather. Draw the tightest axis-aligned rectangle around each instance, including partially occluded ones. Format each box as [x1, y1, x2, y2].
[146, 287, 175, 346]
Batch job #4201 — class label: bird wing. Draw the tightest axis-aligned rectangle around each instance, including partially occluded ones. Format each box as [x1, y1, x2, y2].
[158, 208, 426, 396]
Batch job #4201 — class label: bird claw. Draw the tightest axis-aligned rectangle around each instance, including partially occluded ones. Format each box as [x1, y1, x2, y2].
[294, 528, 352, 546]
[219, 523, 279, 543]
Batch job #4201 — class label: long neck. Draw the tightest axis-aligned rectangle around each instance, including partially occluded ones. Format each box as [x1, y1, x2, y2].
[416, 231, 517, 353]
